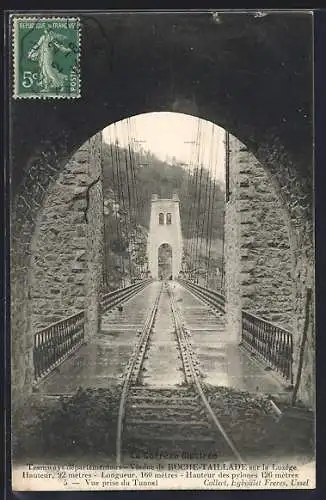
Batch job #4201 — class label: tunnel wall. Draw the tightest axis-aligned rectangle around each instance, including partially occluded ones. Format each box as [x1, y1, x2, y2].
[11, 152, 63, 398]
[11, 130, 314, 408]
[84, 135, 105, 339]
[11, 133, 103, 399]
[30, 146, 89, 331]
[9, 13, 314, 406]
[224, 137, 242, 342]
[225, 134, 294, 329]
[239, 144, 294, 329]
[30, 134, 104, 335]
[224, 133, 314, 406]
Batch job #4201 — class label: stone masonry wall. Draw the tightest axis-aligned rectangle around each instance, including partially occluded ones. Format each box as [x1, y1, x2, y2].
[225, 133, 314, 406]
[224, 135, 242, 342]
[238, 145, 294, 329]
[225, 133, 294, 332]
[84, 134, 104, 339]
[30, 134, 103, 333]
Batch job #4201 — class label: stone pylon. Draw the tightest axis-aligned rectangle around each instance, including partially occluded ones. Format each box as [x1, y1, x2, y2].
[147, 194, 183, 279]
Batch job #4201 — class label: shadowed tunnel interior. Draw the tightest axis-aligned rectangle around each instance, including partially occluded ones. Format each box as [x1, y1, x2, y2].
[158, 243, 173, 280]
[10, 12, 314, 405]
[12, 12, 313, 198]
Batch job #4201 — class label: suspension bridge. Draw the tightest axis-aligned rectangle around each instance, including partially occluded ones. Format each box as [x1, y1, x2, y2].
[32, 272, 295, 463]
[9, 12, 315, 482]
[26, 117, 304, 464]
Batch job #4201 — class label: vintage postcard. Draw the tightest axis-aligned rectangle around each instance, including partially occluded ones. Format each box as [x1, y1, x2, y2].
[8, 10, 315, 491]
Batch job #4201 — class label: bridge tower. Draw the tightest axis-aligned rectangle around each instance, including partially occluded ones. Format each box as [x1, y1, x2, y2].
[147, 194, 183, 279]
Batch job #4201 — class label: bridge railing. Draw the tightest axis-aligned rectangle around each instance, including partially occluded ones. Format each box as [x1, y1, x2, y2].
[242, 311, 293, 384]
[101, 279, 152, 312]
[177, 278, 225, 313]
[34, 311, 85, 381]
[33, 279, 152, 382]
[177, 278, 293, 384]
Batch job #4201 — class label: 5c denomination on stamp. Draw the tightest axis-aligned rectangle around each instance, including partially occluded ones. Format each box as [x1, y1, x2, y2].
[12, 16, 81, 99]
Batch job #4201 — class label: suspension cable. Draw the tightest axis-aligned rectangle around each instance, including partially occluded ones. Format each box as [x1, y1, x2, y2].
[207, 126, 220, 290]
[115, 123, 133, 285]
[183, 119, 197, 278]
[189, 118, 202, 279]
[100, 135, 109, 291]
[122, 120, 137, 283]
[129, 117, 146, 278]
[203, 123, 215, 287]
[197, 122, 212, 284]
[193, 119, 205, 283]
[109, 127, 125, 288]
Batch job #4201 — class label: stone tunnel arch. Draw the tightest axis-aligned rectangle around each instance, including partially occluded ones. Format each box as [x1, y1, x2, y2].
[10, 12, 313, 404]
[30, 117, 296, 332]
[224, 132, 297, 343]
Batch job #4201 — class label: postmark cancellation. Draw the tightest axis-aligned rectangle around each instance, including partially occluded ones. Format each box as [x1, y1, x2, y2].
[11, 16, 81, 99]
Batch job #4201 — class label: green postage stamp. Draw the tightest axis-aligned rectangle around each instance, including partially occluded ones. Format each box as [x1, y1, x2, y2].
[12, 16, 81, 99]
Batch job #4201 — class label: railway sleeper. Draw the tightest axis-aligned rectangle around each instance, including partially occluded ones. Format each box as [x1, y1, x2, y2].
[122, 436, 235, 457]
[124, 429, 215, 442]
[127, 403, 200, 412]
[128, 389, 199, 398]
[126, 419, 212, 427]
[124, 425, 215, 439]
[125, 406, 205, 417]
[125, 435, 218, 443]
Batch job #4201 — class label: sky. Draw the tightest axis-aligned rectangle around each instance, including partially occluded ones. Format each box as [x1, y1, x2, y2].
[102, 112, 226, 185]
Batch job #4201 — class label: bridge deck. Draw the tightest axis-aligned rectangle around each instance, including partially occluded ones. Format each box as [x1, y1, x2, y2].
[37, 281, 289, 398]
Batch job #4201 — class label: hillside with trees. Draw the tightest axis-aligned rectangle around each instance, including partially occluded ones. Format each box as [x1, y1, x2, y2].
[101, 142, 225, 290]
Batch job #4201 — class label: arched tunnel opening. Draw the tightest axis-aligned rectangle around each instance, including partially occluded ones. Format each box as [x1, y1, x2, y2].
[158, 243, 173, 280]
[24, 111, 311, 401]
[9, 11, 314, 473]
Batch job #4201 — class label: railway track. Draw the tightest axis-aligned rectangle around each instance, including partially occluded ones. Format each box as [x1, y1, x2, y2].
[116, 281, 243, 465]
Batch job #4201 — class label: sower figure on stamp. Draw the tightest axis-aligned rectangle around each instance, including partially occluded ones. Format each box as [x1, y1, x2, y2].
[27, 29, 72, 92]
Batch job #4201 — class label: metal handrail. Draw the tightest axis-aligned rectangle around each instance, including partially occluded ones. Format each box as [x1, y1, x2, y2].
[101, 279, 152, 311]
[33, 279, 152, 382]
[177, 278, 293, 383]
[35, 310, 85, 335]
[242, 310, 293, 384]
[177, 278, 225, 313]
[34, 311, 85, 381]
[101, 279, 152, 302]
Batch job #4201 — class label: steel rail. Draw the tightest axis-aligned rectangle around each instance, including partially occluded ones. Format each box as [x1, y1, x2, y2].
[115, 283, 163, 466]
[167, 283, 244, 463]
[178, 278, 293, 383]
